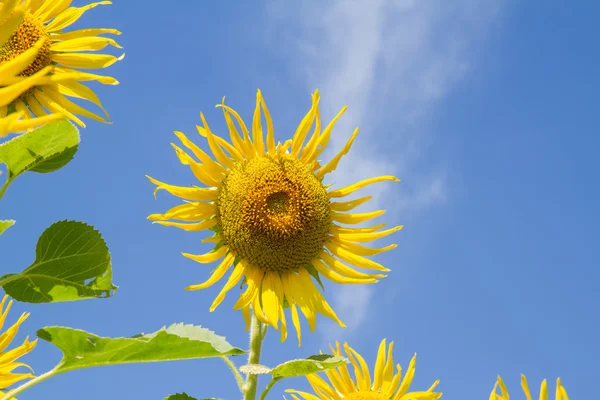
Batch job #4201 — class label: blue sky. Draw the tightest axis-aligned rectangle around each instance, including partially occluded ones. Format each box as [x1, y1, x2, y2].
[1, 1, 599, 399]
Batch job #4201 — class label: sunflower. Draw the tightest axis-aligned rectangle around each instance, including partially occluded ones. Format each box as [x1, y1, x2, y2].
[0, 0, 123, 128]
[491, 375, 569, 400]
[0, 295, 37, 389]
[287, 339, 442, 400]
[0, 9, 63, 136]
[148, 89, 401, 344]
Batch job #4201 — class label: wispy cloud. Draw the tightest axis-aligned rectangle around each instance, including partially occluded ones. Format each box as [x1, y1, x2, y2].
[266, 0, 503, 340]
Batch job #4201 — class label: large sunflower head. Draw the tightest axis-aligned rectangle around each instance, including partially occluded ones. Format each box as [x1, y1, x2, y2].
[491, 375, 569, 400]
[148, 90, 401, 344]
[0, 3, 63, 136]
[0, 295, 38, 389]
[287, 339, 442, 400]
[0, 0, 123, 128]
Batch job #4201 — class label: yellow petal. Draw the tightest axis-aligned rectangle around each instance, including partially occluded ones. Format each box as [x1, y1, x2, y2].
[34, 0, 72, 23]
[259, 91, 276, 154]
[311, 259, 378, 284]
[304, 105, 347, 164]
[218, 98, 254, 159]
[152, 220, 216, 232]
[299, 91, 321, 162]
[0, 38, 49, 84]
[184, 253, 235, 291]
[330, 196, 372, 212]
[291, 91, 319, 158]
[55, 80, 109, 118]
[52, 52, 125, 69]
[326, 241, 390, 272]
[0, 9, 23, 46]
[373, 339, 387, 391]
[319, 251, 385, 279]
[252, 90, 265, 154]
[195, 124, 244, 163]
[210, 260, 246, 311]
[329, 176, 400, 198]
[171, 144, 222, 187]
[332, 225, 403, 243]
[147, 201, 215, 221]
[50, 28, 121, 41]
[51, 36, 122, 52]
[261, 272, 282, 328]
[45, 1, 112, 32]
[199, 113, 236, 170]
[37, 86, 107, 124]
[147, 176, 218, 201]
[52, 67, 119, 85]
[395, 354, 417, 399]
[521, 375, 532, 400]
[332, 209, 386, 225]
[331, 237, 397, 256]
[332, 223, 386, 234]
[182, 246, 228, 264]
[173, 131, 226, 175]
[316, 127, 359, 178]
[540, 380, 548, 400]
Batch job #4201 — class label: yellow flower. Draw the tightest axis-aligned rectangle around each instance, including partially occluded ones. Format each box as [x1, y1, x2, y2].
[286, 339, 442, 400]
[148, 90, 401, 344]
[491, 375, 569, 400]
[0, 0, 123, 128]
[0, 295, 37, 389]
[0, 4, 63, 136]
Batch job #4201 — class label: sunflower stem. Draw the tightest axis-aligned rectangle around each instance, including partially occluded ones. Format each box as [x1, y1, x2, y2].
[258, 377, 281, 400]
[221, 356, 244, 393]
[243, 312, 266, 400]
[0, 363, 62, 400]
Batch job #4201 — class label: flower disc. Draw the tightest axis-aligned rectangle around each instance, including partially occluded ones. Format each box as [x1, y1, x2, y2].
[0, 13, 51, 78]
[217, 154, 331, 272]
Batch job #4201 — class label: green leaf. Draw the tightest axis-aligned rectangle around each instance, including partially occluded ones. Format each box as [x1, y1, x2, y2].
[37, 323, 245, 373]
[270, 355, 347, 378]
[164, 394, 197, 400]
[0, 220, 15, 236]
[0, 220, 117, 303]
[0, 120, 79, 196]
[164, 395, 218, 400]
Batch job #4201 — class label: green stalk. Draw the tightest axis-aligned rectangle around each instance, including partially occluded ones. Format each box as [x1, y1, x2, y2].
[0, 363, 62, 400]
[221, 356, 244, 393]
[243, 312, 266, 400]
[258, 377, 281, 400]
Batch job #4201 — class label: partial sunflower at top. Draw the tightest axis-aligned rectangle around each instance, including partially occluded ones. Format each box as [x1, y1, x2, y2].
[0, 0, 123, 128]
[0, 2, 63, 136]
[491, 375, 569, 400]
[148, 90, 401, 345]
[287, 339, 442, 400]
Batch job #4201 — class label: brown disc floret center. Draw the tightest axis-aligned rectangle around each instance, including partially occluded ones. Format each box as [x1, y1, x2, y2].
[216, 154, 332, 272]
[0, 12, 52, 78]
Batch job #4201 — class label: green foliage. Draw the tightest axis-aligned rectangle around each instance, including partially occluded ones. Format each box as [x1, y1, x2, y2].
[164, 394, 220, 400]
[304, 263, 324, 290]
[164, 395, 197, 400]
[0, 220, 15, 236]
[270, 354, 347, 378]
[0, 220, 117, 303]
[0, 120, 79, 198]
[37, 323, 245, 373]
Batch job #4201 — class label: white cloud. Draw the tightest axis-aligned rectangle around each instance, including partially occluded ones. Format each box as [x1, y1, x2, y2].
[266, 0, 502, 332]
[320, 285, 374, 343]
